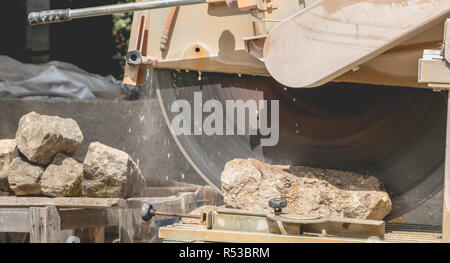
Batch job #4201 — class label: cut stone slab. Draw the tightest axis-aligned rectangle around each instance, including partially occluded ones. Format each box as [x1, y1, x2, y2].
[40, 153, 83, 197]
[8, 157, 43, 196]
[0, 139, 16, 192]
[82, 142, 145, 198]
[222, 158, 392, 220]
[15, 112, 83, 165]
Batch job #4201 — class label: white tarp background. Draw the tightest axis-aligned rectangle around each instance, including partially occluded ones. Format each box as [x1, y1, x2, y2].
[0, 55, 123, 99]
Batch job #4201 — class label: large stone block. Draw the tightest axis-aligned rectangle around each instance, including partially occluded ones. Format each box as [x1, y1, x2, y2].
[82, 142, 145, 198]
[40, 153, 83, 197]
[15, 112, 83, 165]
[222, 158, 392, 220]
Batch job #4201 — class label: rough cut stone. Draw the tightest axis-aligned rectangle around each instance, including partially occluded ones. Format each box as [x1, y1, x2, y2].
[8, 157, 43, 196]
[40, 153, 83, 197]
[221, 158, 392, 220]
[82, 142, 145, 198]
[0, 139, 16, 192]
[15, 112, 83, 165]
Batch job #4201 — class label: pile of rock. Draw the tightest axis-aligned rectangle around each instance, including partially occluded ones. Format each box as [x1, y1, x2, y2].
[221, 158, 392, 220]
[0, 112, 145, 198]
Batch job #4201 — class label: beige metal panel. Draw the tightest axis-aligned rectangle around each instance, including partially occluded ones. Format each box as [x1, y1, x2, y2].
[0, 197, 127, 209]
[444, 28, 450, 241]
[336, 22, 444, 89]
[160, 224, 445, 243]
[262, 0, 311, 31]
[123, 0, 151, 86]
[419, 59, 450, 84]
[264, 0, 450, 88]
[338, 46, 429, 88]
[129, 0, 444, 89]
[147, 1, 302, 75]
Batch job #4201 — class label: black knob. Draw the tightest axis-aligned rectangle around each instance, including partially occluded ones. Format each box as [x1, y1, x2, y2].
[269, 198, 287, 214]
[141, 202, 156, 222]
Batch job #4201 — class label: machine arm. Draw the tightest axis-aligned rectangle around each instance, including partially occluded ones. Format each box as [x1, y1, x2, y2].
[28, 0, 234, 25]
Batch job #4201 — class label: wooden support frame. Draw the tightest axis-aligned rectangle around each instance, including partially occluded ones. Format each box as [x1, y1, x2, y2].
[29, 206, 61, 243]
[0, 186, 214, 243]
[0, 197, 134, 243]
[118, 208, 135, 243]
[159, 224, 366, 243]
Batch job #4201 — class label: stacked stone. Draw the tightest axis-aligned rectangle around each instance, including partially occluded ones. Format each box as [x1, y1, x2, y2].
[0, 112, 145, 198]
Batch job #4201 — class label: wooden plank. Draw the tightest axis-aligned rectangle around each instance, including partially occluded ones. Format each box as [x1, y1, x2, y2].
[60, 209, 118, 229]
[0, 197, 127, 209]
[444, 202, 450, 243]
[264, 0, 450, 87]
[119, 208, 135, 243]
[74, 227, 105, 243]
[0, 208, 30, 233]
[29, 206, 61, 243]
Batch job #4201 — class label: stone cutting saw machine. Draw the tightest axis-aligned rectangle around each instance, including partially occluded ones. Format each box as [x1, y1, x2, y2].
[29, 0, 450, 242]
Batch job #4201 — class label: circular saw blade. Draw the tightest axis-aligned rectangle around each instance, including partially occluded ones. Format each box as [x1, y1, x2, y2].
[153, 69, 445, 218]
